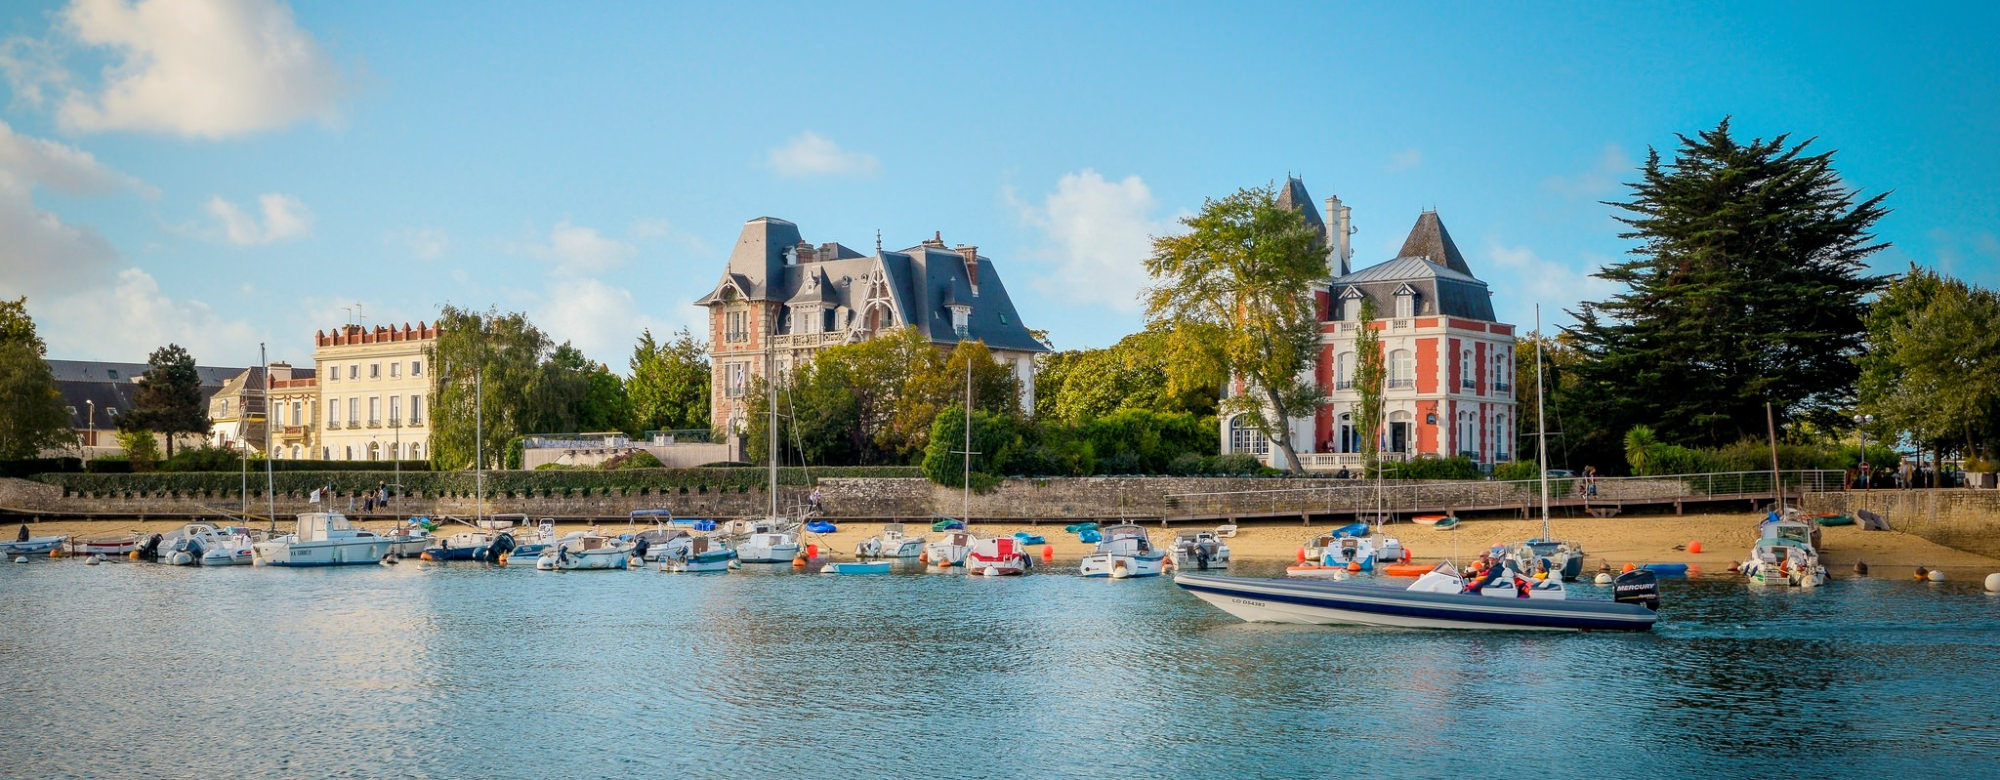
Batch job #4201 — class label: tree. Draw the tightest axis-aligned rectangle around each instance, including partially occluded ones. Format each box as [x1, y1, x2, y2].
[118, 429, 160, 471]
[0, 298, 72, 459]
[521, 343, 633, 436]
[1858, 266, 2000, 460]
[123, 344, 208, 457]
[628, 328, 710, 433]
[1145, 184, 1325, 473]
[1354, 297, 1385, 474]
[1038, 328, 1218, 425]
[428, 306, 552, 470]
[1569, 119, 1889, 447]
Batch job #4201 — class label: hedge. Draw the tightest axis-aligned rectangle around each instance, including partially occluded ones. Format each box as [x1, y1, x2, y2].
[33, 466, 921, 498]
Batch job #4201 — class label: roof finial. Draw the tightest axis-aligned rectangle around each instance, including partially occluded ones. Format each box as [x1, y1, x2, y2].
[876, 229, 881, 252]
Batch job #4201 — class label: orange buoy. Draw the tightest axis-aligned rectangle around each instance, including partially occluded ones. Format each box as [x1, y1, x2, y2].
[1620, 562, 1636, 573]
[1041, 545, 1053, 561]
[1296, 548, 1307, 563]
[792, 554, 807, 568]
[129, 551, 140, 560]
[420, 552, 434, 562]
[806, 544, 819, 558]
[1402, 549, 1412, 563]
[1687, 540, 1703, 554]
[1346, 561, 1362, 572]
[918, 551, 929, 564]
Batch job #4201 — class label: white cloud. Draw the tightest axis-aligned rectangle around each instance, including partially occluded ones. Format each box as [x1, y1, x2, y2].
[205, 192, 312, 245]
[537, 274, 668, 369]
[1386, 147, 1423, 171]
[1010, 169, 1184, 315]
[512, 219, 636, 273]
[26, 0, 348, 139]
[34, 267, 261, 361]
[767, 131, 880, 178]
[1544, 143, 1634, 198]
[387, 226, 449, 260]
[1482, 240, 1618, 327]
[0, 120, 129, 297]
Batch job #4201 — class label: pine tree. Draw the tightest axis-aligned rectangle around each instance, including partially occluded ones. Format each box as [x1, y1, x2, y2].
[1569, 119, 1888, 448]
[124, 344, 209, 457]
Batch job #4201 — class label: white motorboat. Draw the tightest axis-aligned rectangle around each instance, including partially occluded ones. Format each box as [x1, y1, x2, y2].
[500, 522, 556, 566]
[1079, 523, 1167, 579]
[732, 519, 801, 564]
[196, 527, 260, 566]
[1740, 537, 1826, 587]
[252, 512, 400, 567]
[1175, 564, 1660, 632]
[659, 533, 736, 572]
[856, 522, 926, 558]
[1506, 538, 1585, 582]
[537, 531, 631, 570]
[966, 536, 1032, 576]
[1171, 529, 1230, 571]
[924, 529, 974, 567]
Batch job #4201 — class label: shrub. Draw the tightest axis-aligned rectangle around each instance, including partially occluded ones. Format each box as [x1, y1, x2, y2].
[1208, 453, 1265, 476]
[1491, 460, 1538, 481]
[605, 450, 664, 470]
[161, 446, 241, 472]
[1380, 456, 1481, 481]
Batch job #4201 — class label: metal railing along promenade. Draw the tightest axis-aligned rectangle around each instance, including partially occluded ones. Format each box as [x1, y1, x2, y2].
[1160, 470, 1845, 522]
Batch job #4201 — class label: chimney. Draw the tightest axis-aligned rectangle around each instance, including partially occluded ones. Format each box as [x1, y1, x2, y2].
[795, 241, 816, 264]
[1325, 195, 1353, 276]
[955, 245, 980, 296]
[923, 231, 945, 248]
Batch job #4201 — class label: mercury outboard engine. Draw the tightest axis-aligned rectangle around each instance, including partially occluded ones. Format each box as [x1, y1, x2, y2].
[1613, 569, 1661, 611]
[482, 532, 516, 564]
[631, 535, 650, 561]
[1194, 542, 1213, 571]
[137, 533, 164, 562]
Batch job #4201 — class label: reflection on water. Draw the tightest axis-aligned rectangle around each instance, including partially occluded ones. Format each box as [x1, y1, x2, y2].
[3, 560, 1998, 777]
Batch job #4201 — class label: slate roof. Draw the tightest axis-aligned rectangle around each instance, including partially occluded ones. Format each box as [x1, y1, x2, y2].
[697, 219, 1048, 353]
[46, 359, 242, 429]
[1277, 176, 1326, 245]
[1329, 211, 1496, 321]
[1395, 211, 1473, 276]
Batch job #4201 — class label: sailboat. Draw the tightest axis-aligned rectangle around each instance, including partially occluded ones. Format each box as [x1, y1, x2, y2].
[1506, 306, 1585, 582]
[735, 320, 801, 565]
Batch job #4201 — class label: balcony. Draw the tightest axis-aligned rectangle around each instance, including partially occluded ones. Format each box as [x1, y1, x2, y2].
[410, 417, 424, 426]
[367, 420, 382, 429]
[725, 330, 749, 343]
[1495, 382, 1513, 393]
[345, 421, 362, 430]
[1388, 378, 1415, 389]
[1334, 380, 1355, 391]
[1462, 379, 1476, 390]
[327, 421, 340, 430]
[388, 417, 401, 428]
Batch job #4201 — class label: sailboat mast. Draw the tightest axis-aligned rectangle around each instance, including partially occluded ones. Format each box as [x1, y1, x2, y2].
[475, 360, 483, 526]
[262, 342, 274, 524]
[1766, 402, 1783, 512]
[963, 365, 972, 523]
[1534, 304, 1551, 540]
[768, 307, 778, 518]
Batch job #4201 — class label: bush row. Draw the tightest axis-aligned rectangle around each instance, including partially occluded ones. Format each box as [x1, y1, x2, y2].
[35, 466, 921, 498]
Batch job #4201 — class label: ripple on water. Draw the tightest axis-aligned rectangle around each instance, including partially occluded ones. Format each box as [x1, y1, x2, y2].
[2, 561, 1998, 778]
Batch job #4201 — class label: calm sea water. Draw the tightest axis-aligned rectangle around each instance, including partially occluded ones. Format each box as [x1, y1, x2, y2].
[3, 557, 1998, 778]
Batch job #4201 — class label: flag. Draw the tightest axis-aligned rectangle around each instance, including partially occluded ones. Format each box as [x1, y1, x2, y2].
[309, 488, 322, 503]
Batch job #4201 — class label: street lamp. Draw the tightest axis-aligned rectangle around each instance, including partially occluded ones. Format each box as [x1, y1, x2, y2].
[86, 400, 94, 454]
[1855, 413, 1875, 490]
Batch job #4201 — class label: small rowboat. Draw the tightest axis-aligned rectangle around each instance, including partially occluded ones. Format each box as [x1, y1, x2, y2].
[1811, 513, 1855, 527]
[1380, 562, 1434, 577]
[69, 532, 146, 555]
[1639, 563, 1690, 576]
[821, 561, 891, 574]
[805, 521, 838, 534]
[1413, 514, 1449, 526]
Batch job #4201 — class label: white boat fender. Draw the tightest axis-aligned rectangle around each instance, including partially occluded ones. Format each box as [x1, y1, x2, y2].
[1928, 568, 1946, 582]
[12, 556, 25, 563]
[85, 555, 101, 565]
[1594, 573, 1613, 585]
[983, 566, 1000, 577]
[1986, 573, 2000, 592]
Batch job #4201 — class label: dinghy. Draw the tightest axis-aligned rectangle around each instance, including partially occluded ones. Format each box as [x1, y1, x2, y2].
[1176, 566, 1660, 632]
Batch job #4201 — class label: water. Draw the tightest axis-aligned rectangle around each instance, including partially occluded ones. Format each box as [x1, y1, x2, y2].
[4, 559, 1998, 778]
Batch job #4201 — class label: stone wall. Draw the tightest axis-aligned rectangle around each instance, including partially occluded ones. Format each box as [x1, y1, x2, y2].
[1803, 489, 2000, 560]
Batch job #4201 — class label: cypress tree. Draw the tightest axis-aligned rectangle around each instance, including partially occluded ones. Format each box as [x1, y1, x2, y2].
[1568, 119, 1888, 448]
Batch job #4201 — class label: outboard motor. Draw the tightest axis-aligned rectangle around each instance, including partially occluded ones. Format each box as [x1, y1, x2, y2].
[1613, 569, 1661, 611]
[137, 533, 164, 562]
[1195, 543, 1213, 571]
[483, 532, 516, 564]
[631, 535, 650, 561]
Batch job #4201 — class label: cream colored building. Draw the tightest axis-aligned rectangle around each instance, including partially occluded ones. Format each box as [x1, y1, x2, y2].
[314, 323, 437, 461]
[268, 363, 319, 460]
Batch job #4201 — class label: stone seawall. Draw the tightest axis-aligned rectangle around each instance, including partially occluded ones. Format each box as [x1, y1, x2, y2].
[1803, 489, 2000, 560]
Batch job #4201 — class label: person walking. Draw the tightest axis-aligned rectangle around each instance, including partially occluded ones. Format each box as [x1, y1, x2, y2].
[1583, 466, 1599, 497]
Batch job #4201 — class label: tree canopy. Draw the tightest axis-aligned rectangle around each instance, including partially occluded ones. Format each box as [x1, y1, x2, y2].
[1144, 183, 1326, 473]
[123, 343, 208, 456]
[1858, 265, 2000, 460]
[1034, 327, 1217, 425]
[628, 328, 710, 433]
[428, 306, 553, 470]
[0, 298, 72, 459]
[1568, 118, 1888, 448]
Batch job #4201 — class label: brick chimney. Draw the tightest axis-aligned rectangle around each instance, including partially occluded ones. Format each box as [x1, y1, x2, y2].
[955, 245, 980, 296]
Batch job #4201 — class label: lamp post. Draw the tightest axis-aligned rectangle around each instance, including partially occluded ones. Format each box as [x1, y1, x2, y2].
[1855, 413, 1875, 490]
[86, 400, 94, 455]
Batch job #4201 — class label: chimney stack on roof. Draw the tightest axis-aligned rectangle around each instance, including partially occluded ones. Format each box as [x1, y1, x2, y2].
[1324, 195, 1353, 276]
[922, 231, 945, 248]
[955, 245, 980, 296]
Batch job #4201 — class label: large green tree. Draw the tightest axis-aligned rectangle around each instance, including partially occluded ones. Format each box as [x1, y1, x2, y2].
[1036, 327, 1218, 425]
[123, 343, 208, 456]
[627, 328, 710, 433]
[1569, 119, 1889, 447]
[1354, 297, 1385, 473]
[1858, 266, 2000, 460]
[428, 306, 552, 470]
[522, 343, 633, 436]
[0, 298, 72, 459]
[1145, 183, 1325, 473]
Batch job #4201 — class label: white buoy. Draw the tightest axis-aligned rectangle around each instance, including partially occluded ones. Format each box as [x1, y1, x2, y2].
[1985, 573, 2000, 592]
[85, 555, 100, 565]
[1594, 573, 1614, 585]
[983, 566, 1000, 577]
[12, 556, 25, 563]
[1928, 568, 1946, 582]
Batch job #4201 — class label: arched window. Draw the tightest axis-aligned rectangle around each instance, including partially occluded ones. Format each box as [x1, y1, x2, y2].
[291, 444, 302, 460]
[1459, 412, 1477, 458]
[1389, 349, 1415, 389]
[343, 445, 353, 461]
[412, 443, 423, 460]
[1228, 415, 1270, 456]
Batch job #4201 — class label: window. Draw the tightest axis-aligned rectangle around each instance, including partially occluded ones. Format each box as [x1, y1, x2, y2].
[1228, 415, 1270, 456]
[412, 360, 423, 377]
[219, 399, 230, 417]
[390, 396, 402, 425]
[1389, 349, 1415, 389]
[411, 394, 424, 425]
[1335, 352, 1355, 390]
[726, 362, 748, 397]
[1459, 413, 1477, 458]
[1461, 348, 1476, 390]
[328, 397, 340, 426]
[348, 397, 359, 426]
[348, 364, 358, 380]
[291, 401, 302, 427]
[1395, 292, 1414, 319]
[390, 362, 401, 378]
[1000, 313, 1009, 325]
[368, 397, 380, 424]
[1494, 353, 1512, 393]
[290, 445, 301, 459]
[344, 445, 353, 461]
[725, 311, 749, 343]
[1495, 415, 1510, 461]
[412, 443, 423, 460]
[369, 363, 380, 379]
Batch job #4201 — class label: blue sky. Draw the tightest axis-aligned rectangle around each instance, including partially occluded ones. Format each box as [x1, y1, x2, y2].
[2, 1, 1994, 370]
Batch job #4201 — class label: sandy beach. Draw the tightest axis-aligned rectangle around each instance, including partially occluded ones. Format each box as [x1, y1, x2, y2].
[21, 510, 2000, 578]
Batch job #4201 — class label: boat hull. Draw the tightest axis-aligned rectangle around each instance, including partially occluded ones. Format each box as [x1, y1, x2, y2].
[252, 537, 398, 567]
[822, 561, 892, 574]
[2, 536, 67, 556]
[662, 552, 734, 572]
[1079, 552, 1166, 579]
[1174, 573, 1657, 632]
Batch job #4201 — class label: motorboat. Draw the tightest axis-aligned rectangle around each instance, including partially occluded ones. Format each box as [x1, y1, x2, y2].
[422, 531, 499, 562]
[382, 522, 433, 558]
[924, 530, 974, 567]
[1506, 538, 1585, 582]
[856, 522, 926, 558]
[252, 512, 400, 566]
[501, 521, 557, 565]
[1171, 529, 1230, 571]
[1760, 509, 1822, 550]
[732, 520, 801, 564]
[821, 560, 892, 575]
[966, 536, 1032, 576]
[1174, 565, 1660, 632]
[1740, 537, 1826, 587]
[477, 513, 528, 530]
[1079, 523, 1166, 579]
[149, 522, 226, 565]
[658, 533, 736, 573]
[195, 527, 260, 566]
[2, 533, 68, 557]
[537, 531, 631, 571]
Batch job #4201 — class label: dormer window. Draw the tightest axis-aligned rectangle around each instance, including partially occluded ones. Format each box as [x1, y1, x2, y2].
[1338, 287, 1365, 321]
[1394, 285, 1416, 318]
[949, 305, 971, 339]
